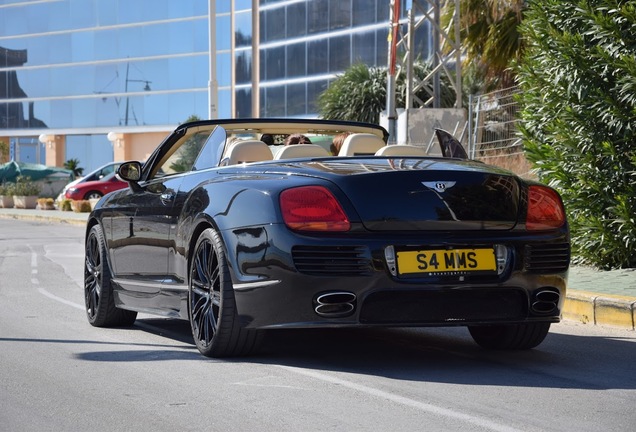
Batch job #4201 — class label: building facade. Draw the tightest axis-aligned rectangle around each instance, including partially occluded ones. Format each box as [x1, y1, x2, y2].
[0, 0, 430, 173]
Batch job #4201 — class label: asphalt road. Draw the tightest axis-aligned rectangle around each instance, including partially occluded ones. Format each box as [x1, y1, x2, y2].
[1, 219, 635, 432]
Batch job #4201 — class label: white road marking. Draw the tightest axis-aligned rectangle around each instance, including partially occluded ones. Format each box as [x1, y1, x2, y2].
[233, 375, 309, 390]
[30, 249, 84, 310]
[37, 287, 84, 310]
[277, 365, 524, 432]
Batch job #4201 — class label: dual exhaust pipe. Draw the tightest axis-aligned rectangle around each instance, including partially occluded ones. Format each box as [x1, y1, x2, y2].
[314, 289, 560, 318]
[531, 289, 560, 314]
[314, 291, 356, 318]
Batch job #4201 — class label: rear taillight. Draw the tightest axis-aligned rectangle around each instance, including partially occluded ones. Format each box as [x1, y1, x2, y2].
[280, 186, 350, 232]
[526, 185, 566, 230]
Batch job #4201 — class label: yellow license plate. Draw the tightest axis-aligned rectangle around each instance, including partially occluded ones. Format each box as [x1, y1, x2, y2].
[396, 248, 497, 275]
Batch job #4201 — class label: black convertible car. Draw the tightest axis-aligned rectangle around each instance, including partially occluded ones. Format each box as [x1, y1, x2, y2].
[84, 119, 569, 357]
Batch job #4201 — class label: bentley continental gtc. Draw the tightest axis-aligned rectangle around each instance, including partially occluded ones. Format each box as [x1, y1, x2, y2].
[83, 119, 569, 357]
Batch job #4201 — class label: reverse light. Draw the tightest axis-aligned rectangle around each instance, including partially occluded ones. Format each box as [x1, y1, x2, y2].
[280, 186, 350, 232]
[526, 185, 566, 231]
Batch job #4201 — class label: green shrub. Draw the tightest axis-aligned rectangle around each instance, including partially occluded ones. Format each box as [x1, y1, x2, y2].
[317, 62, 456, 124]
[60, 199, 72, 211]
[517, 0, 636, 269]
[12, 176, 41, 196]
[0, 182, 16, 196]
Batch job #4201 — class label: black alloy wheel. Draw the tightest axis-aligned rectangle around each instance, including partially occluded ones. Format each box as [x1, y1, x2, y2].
[188, 228, 260, 357]
[84, 224, 137, 327]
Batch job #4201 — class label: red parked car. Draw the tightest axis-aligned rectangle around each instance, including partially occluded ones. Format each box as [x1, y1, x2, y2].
[64, 172, 128, 200]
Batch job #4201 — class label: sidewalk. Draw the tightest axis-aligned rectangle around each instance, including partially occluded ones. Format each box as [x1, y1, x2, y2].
[1, 207, 635, 330]
[0, 207, 89, 226]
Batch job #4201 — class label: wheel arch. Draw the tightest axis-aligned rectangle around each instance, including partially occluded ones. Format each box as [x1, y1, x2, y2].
[85, 216, 100, 242]
[83, 190, 103, 200]
[185, 215, 227, 277]
[84, 217, 118, 279]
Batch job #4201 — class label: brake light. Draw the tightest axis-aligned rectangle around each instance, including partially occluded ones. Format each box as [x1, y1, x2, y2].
[526, 185, 566, 230]
[280, 186, 350, 231]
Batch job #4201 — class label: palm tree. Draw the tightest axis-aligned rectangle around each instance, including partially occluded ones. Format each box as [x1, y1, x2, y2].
[64, 158, 84, 177]
[318, 62, 456, 123]
[444, 0, 526, 91]
[318, 64, 387, 124]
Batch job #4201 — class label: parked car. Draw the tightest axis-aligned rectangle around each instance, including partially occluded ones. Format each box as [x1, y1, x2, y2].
[83, 118, 570, 358]
[57, 162, 121, 202]
[64, 171, 128, 200]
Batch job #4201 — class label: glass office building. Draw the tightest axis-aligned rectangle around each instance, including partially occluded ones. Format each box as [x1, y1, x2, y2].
[0, 0, 430, 171]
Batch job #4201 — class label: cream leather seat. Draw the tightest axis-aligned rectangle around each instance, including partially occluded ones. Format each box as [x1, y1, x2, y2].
[225, 140, 273, 165]
[274, 144, 330, 159]
[375, 144, 428, 156]
[338, 133, 385, 156]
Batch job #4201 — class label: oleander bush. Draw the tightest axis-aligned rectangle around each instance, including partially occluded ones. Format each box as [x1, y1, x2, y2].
[0, 182, 16, 196]
[12, 176, 41, 196]
[517, 0, 636, 269]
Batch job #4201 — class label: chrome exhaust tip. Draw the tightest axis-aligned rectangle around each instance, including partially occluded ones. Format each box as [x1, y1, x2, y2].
[314, 291, 357, 318]
[531, 289, 560, 314]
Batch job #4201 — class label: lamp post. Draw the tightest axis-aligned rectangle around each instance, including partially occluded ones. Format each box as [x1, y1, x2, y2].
[123, 62, 151, 126]
[208, 0, 218, 119]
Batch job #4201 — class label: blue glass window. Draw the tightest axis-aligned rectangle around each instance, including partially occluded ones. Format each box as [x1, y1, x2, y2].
[235, 88, 252, 118]
[286, 43, 306, 78]
[353, 0, 377, 26]
[307, 39, 328, 75]
[308, 1, 328, 34]
[235, 50, 253, 85]
[235, 10, 253, 47]
[265, 46, 285, 80]
[264, 7, 285, 42]
[286, 83, 306, 117]
[264, 86, 285, 117]
[329, 35, 351, 73]
[330, 0, 351, 30]
[286, 2, 307, 38]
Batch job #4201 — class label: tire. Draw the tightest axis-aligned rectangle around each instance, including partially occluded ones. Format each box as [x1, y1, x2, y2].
[84, 224, 137, 327]
[84, 191, 103, 200]
[468, 322, 551, 350]
[188, 228, 261, 357]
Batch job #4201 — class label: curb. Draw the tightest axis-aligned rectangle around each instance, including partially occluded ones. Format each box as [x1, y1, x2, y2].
[563, 290, 635, 330]
[0, 211, 88, 227]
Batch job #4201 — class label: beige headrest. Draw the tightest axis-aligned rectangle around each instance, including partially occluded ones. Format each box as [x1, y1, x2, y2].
[274, 144, 330, 159]
[338, 133, 385, 156]
[375, 144, 428, 156]
[225, 140, 273, 165]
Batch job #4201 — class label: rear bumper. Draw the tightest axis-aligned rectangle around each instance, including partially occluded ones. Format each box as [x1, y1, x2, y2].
[224, 224, 568, 329]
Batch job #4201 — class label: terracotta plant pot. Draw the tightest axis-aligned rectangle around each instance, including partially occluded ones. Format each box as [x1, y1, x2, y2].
[0, 195, 14, 208]
[13, 195, 38, 209]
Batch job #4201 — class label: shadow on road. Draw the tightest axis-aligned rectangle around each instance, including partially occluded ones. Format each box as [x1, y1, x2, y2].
[105, 318, 636, 391]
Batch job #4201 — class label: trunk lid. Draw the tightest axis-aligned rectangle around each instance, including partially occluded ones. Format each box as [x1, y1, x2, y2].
[283, 159, 521, 231]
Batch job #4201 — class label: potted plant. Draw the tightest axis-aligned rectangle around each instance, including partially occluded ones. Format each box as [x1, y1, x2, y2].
[37, 197, 56, 210]
[12, 176, 41, 209]
[0, 182, 15, 208]
[71, 199, 92, 213]
[59, 198, 73, 211]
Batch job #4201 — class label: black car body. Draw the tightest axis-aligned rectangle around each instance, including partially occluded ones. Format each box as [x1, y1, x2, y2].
[84, 119, 569, 357]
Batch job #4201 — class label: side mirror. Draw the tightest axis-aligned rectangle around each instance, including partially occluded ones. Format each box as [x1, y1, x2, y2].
[117, 161, 142, 182]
